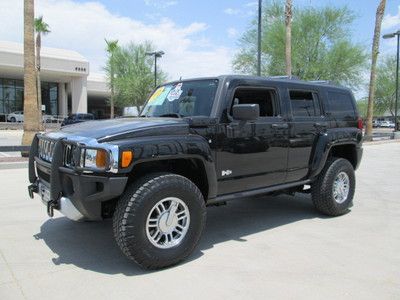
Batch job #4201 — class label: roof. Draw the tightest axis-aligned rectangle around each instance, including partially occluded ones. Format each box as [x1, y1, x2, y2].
[0, 40, 87, 62]
[164, 75, 349, 91]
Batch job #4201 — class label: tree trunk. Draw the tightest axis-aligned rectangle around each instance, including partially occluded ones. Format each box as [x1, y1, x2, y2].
[110, 62, 114, 118]
[22, 0, 41, 151]
[365, 0, 386, 140]
[285, 0, 292, 77]
[36, 33, 43, 127]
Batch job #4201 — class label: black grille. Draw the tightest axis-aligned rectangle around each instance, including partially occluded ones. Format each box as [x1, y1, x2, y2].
[37, 168, 50, 183]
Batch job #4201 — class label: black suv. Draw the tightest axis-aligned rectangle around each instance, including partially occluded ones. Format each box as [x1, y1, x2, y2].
[28, 75, 363, 269]
[61, 113, 95, 126]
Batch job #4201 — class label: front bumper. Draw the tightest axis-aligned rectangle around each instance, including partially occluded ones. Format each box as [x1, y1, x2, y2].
[28, 135, 128, 221]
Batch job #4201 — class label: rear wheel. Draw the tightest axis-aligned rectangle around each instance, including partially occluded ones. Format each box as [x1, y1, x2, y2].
[113, 173, 206, 269]
[10, 117, 16, 122]
[311, 157, 355, 216]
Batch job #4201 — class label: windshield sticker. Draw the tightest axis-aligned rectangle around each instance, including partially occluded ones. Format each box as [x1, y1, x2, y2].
[148, 87, 164, 103]
[148, 86, 171, 106]
[167, 83, 183, 102]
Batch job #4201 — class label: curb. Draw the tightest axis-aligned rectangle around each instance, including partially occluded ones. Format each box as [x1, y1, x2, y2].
[363, 139, 400, 146]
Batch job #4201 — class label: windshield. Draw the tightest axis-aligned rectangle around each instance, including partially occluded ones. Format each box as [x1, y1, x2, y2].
[140, 79, 219, 118]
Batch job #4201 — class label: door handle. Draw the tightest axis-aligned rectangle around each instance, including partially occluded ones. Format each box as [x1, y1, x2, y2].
[314, 122, 327, 128]
[271, 123, 289, 129]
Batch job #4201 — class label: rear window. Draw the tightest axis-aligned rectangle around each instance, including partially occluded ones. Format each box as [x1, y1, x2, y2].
[289, 90, 321, 117]
[327, 91, 355, 117]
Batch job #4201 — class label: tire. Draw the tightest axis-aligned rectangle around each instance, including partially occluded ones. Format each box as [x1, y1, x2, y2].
[311, 157, 355, 216]
[113, 173, 206, 269]
[10, 117, 16, 122]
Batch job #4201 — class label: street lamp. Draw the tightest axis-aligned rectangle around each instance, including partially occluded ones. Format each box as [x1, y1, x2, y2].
[383, 30, 400, 132]
[146, 50, 165, 88]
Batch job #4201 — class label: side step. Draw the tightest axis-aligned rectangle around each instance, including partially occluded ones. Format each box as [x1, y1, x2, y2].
[215, 180, 311, 202]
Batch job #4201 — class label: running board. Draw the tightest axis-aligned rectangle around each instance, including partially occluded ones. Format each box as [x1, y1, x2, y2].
[209, 180, 311, 204]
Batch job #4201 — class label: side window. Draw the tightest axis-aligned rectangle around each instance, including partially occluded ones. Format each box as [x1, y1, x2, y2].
[230, 88, 278, 117]
[289, 90, 320, 117]
[327, 91, 355, 118]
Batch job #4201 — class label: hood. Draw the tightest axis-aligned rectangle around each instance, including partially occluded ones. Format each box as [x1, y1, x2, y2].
[59, 117, 189, 141]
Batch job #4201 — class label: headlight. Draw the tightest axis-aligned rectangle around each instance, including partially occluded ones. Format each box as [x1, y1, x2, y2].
[82, 148, 110, 170]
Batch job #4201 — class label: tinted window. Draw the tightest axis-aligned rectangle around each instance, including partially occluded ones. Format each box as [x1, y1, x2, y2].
[327, 91, 355, 117]
[231, 88, 277, 117]
[289, 90, 320, 117]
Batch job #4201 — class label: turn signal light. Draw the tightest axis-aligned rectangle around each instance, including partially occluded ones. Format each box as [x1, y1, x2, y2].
[121, 151, 133, 168]
[95, 149, 108, 168]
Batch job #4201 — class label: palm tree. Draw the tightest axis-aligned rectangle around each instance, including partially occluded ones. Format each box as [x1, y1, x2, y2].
[34, 16, 50, 121]
[22, 0, 41, 150]
[365, 0, 386, 140]
[285, 0, 292, 77]
[105, 39, 119, 118]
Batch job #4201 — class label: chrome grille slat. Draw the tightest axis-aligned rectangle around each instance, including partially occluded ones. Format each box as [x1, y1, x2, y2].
[38, 137, 56, 163]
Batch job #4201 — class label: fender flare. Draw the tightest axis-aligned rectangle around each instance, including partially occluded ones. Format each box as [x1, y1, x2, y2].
[308, 133, 359, 179]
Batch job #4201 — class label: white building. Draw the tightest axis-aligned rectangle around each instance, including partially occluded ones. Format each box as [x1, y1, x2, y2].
[0, 41, 111, 121]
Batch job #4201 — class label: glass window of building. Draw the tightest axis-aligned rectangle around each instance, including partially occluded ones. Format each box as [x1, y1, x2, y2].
[0, 78, 59, 116]
[4, 79, 16, 113]
[0, 79, 3, 114]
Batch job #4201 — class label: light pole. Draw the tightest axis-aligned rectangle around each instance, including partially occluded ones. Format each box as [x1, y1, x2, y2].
[383, 30, 400, 132]
[146, 50, 165, 88]
[257, 0, 262, 76]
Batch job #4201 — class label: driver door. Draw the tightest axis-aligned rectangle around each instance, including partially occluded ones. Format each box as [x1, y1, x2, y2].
[215, 84, 289, 195]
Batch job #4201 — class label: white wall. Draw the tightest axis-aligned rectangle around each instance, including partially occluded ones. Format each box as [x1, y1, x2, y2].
[58, 82, 68, 116]
[71, 77, 87, 113]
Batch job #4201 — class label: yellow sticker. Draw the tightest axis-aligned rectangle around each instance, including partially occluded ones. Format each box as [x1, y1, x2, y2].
[148, 87, 165, 103]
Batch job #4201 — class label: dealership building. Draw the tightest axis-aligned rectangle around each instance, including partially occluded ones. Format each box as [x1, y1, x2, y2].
[0, 41, 111, 121]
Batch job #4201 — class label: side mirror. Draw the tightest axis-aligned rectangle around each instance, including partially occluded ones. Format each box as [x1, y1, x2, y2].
[232, 104, 260, 121]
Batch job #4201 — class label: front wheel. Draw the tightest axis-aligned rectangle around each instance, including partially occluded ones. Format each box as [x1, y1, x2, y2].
[311, 157, 355, 216]
[113, 173, 206, 269]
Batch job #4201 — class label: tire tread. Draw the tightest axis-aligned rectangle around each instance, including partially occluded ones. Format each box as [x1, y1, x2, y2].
[113, 172, 205, 269]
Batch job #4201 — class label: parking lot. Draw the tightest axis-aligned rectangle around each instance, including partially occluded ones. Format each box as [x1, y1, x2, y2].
[0, 141, 399, 299]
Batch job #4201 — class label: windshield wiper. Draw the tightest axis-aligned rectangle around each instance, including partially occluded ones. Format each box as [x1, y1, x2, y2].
[157, 113, 183, 118]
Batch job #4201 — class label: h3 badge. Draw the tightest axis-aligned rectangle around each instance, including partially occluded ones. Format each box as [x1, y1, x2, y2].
[221, 170, 232, 176]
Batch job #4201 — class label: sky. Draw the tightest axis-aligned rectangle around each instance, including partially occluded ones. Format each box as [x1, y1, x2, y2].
[0, 0, 400, 94]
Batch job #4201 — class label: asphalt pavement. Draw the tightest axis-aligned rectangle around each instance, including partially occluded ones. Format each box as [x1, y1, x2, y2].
[0, 141, 399, 299]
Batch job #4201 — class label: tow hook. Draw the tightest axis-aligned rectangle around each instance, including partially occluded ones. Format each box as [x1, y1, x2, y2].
[47, 200, 59, 218]
[28, 183, 38, 199]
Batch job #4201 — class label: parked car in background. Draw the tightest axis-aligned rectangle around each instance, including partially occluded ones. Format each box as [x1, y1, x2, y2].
[7, 111, 24, 122]
[380, 121, 395, 128]
[7, 111, 54, 123]
[61, 113, 95, 127]
[372, 120, 381, 128]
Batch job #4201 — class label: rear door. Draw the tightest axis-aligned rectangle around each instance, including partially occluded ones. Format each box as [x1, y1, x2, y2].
[285, 87, 328, 182]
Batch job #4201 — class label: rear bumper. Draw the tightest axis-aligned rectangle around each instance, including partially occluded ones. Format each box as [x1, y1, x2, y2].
[30, 157, 128, 221]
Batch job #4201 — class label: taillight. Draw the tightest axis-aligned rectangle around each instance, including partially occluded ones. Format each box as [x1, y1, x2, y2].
[357, 117, 363, 130]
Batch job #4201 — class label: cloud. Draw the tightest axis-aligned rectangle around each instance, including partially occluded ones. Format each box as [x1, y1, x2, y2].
[244, 2, 258, 8]
[227, 28, 239, 38]
[0, 0, 232, 80]
[223, 8, 240, 15]
[382, 6, 400, 30]
[144, 0, 178, 9]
